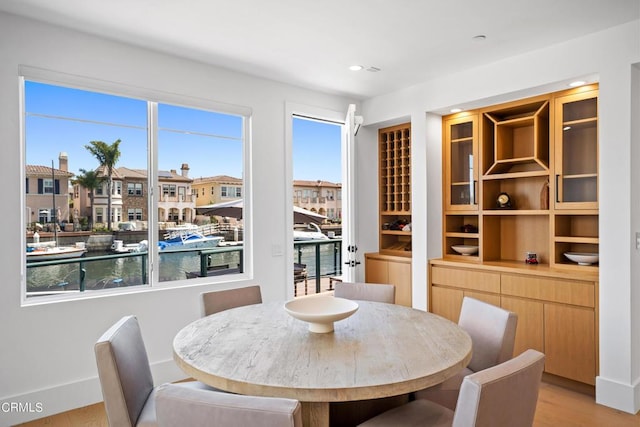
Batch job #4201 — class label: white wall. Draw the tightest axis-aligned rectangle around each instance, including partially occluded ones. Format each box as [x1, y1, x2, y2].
[0, 12, 355, 425]
[362, 20, 640, 414]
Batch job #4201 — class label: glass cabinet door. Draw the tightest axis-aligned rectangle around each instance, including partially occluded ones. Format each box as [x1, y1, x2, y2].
[554, 88, 598, 209]
[445, 115, 478, 211]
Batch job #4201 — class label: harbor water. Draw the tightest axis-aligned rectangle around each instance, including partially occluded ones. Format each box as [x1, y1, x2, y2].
[26, 241, 341, 294]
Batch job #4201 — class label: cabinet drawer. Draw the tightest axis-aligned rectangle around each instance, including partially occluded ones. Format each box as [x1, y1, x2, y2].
[431, 266, 500, 293]
[501, 274, 595, 307]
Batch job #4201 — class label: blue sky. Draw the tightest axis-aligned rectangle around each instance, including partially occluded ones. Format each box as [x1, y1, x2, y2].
[25, 81, 342, 183]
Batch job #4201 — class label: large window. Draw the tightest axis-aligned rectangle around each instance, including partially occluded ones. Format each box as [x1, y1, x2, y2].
[128, 182, 143, 196]
[23, 78, 248, 300]
[128, 208, 143, 221]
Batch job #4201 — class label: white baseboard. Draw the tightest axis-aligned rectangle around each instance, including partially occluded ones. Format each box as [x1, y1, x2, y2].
[0, 359, 186, 426]
[595, 375, 640, 415]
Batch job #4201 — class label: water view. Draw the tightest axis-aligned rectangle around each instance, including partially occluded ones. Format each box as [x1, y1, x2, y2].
[26, 240, 341, 295]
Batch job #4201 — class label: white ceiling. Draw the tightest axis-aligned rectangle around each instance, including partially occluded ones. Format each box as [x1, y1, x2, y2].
[0, 0, 638, 99]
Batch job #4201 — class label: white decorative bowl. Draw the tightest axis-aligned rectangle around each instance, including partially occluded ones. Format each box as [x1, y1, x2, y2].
[284, 296, 359, 333]
[564, 252, 599, 266]
[451, 245, 479, 256]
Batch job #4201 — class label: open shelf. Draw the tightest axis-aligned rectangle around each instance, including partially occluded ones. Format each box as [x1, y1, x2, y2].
[554, 241, 599, 272]
[484, 100, 549, 175]
[482, 175, 550, 211]
[482, 215, 549, 264]
[554, 214, 598, 239]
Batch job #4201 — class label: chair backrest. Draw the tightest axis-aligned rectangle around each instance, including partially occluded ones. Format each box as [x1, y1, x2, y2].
[156, 383, 303, 427]
[201, 285, 262, 316]
[452, 349, 545, 427]
[334, 282, 395, 304]
[94, 315, 154, 427]
[458, 297, 518, 372]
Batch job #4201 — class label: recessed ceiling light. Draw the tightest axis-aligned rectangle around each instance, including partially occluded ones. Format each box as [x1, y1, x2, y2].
[569, 80, 586, 87]
[450, 108, 463, 113]
[349, 65, 364, 71]
[472, 35, 487, 42]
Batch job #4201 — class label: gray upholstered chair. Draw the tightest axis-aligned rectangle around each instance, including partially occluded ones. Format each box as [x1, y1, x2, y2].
[201, 285, 262, 316]
[156, 383, 303, 427]
[358, 349, 545, 427]
[334, 281, 395, 304]
[94, 315, 213, 427]
[415, 297, 518, 410]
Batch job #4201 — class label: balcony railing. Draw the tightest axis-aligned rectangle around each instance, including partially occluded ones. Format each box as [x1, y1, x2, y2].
[26, 239, 342, 297]
[293, 239, 342, 293]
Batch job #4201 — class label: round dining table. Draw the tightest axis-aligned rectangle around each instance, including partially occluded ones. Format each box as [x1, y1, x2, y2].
[173, 299, 472, 427]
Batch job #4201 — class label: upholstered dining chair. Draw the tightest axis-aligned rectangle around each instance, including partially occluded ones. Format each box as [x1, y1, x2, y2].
[95, 315, 214, 427]
[201, 285, 262, 316]
[414, 297, 518, 410]
[156, 383, 303, 427]
[358, 349, 545, 427]
[334, 281, 396, 304]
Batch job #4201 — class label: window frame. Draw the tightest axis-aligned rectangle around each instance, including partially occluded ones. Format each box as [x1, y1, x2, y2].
[20, 67, 253, 304]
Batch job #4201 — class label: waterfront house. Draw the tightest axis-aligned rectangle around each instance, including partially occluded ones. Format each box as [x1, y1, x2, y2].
[157, 165, 195, 223]
[293, 180, 341, 221]
[25, 152, 74, 229]
[74, 163, 196, 229]
[192, 175, 243, 207]
[0, 2, 638, 425]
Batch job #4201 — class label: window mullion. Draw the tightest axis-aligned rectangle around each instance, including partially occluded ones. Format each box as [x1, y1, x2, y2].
[148, 101, 159, 285]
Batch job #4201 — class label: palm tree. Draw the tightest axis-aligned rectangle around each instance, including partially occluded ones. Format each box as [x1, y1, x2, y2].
[85, 139, 121, 231]
[72, 168, 105, 231]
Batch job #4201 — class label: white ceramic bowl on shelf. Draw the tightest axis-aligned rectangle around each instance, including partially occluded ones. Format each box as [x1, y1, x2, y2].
[284, 296, 358, 333]
[564, 252, 599, 266]
[451, 245, 479, 256]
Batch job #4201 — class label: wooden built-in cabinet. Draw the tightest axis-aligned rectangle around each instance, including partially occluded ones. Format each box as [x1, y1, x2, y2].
[378, 123, 412, 256]
[365, 123, 413, 307]
[428, 260, 598, 385]
[433, 85, 599, 386]
[441, 85, 598, 270]
[365, 253, 412, 307]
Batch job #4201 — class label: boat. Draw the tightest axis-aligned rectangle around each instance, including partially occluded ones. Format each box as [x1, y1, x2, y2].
[111, 240, 149, 253]
[163, 223, 199, 237]
[159, 231, 224, 251]
[293, 223, 329, 241]
[112, 232, 223, 253]
[26, 241, 87, 262]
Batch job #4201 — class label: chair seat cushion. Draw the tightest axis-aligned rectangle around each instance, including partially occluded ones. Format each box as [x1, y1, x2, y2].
[138, 381, 221, 427]
[413, 367, 472, 410]
[156, 383, 302, 427]
[357, 399, 454, 427]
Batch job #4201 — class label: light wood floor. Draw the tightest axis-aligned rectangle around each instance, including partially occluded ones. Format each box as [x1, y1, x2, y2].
[16, 382, 639, 426]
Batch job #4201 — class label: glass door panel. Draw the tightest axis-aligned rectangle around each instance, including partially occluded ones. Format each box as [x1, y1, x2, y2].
[555, 91, 598, 208]
[445, 116, 478, 210]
